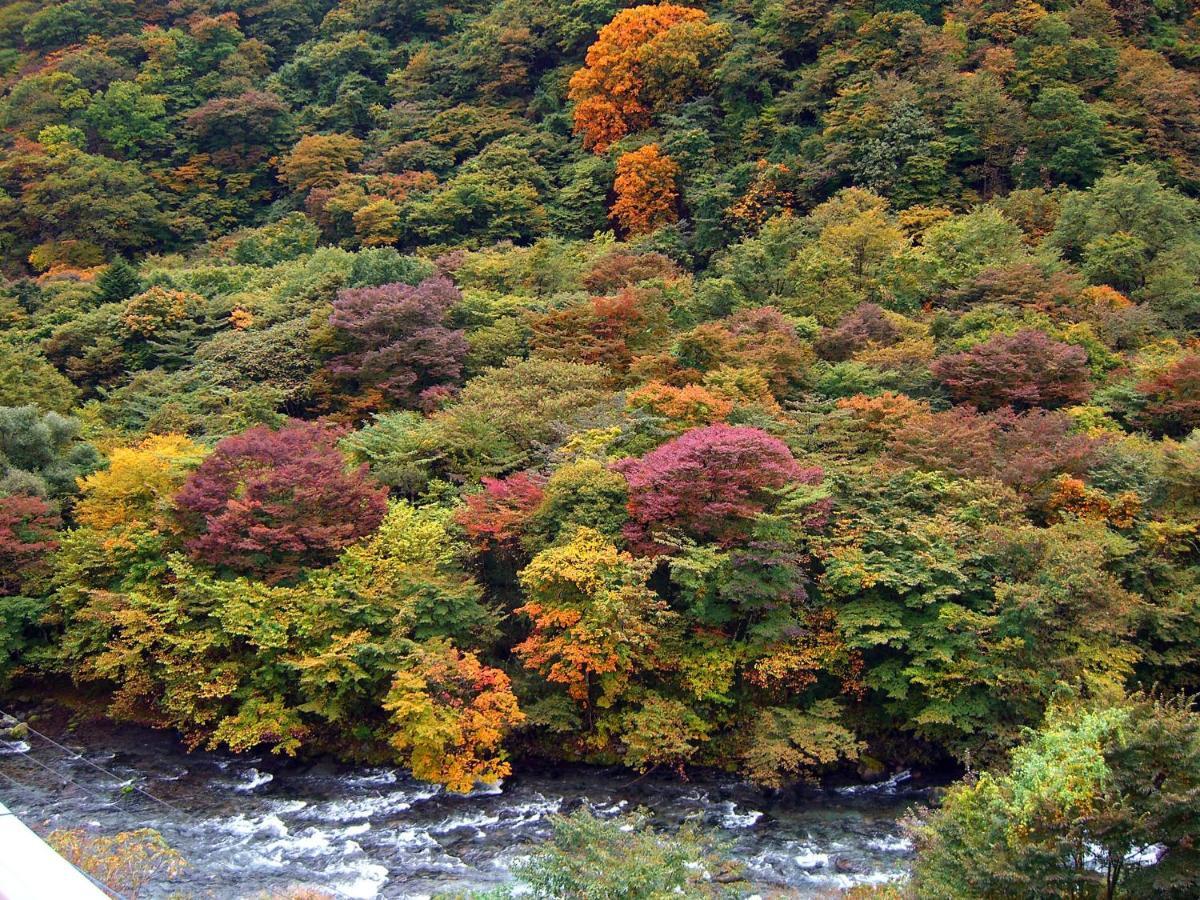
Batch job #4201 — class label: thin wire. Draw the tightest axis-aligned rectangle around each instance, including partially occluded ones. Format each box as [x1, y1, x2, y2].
[1, 739, 123, 808]
[2, 751, 161, 900]
[68, 859, 133, 900]
[0, 709, 197, 824]
[0, 765, 38, 795]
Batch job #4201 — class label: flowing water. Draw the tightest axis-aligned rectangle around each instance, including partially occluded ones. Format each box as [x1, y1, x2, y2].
[0, 717, 934, 898]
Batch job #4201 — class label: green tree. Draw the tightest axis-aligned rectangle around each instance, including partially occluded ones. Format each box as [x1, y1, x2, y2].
[84, 81, 169, 156]
[911, 694, 1200, 899]
[94, 257, 142, 304]
[0, 406, 102, 500]
[1015, 85, 1106, 188]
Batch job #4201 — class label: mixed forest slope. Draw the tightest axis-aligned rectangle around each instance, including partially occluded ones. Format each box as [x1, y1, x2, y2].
[0, 0, 1198, 812]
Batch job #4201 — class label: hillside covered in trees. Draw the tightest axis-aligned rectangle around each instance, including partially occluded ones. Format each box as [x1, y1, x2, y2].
[1, 0, 1199, 850]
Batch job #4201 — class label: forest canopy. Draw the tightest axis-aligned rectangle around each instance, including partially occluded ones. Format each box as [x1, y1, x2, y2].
[0, 0, 1197, 833]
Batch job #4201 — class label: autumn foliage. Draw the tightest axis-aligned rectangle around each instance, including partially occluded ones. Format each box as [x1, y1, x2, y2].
[515, 527, 672, 709]
[0, 494, 60, 595]
[616, 424, 822, 553]
[610, 145, 681, 236]
[456, 471, 546, 555]
[384, 642, 524, 792]
[568, 4, 730, 151]
[5, 0, 1200, 823]
[931, 329, 1092, 410]
[175, 421, 388, 579]
[328, 276, 468, 407]
[1136, 353, 1200, 436]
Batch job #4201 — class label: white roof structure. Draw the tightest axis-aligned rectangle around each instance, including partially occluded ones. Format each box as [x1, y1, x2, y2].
[0, 801, 108, 899]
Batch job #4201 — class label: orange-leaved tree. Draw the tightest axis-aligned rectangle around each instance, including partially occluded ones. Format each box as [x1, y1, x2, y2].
[568, 4, 730, 152]
[611, 144, 680, 236]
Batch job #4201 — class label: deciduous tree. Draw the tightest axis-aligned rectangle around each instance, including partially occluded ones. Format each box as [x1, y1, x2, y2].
[932, 329, 1092, 409]
[610, 145, 680, 237]
[616, 425, 821, 554]
[568, 4, 730, 151]
[175, 421, 387, 580]
[328, 275, 468, 408]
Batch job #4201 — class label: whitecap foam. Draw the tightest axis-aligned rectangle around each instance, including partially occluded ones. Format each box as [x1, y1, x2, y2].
[867, 834, 913, 853]
[325, 858, 388, 899]
[393, 826, 440, 850]
[431, 810, 502, 833]
[495, 794, 562, 828]
[269, 798, 309, 815]
[263, 825, 332, 856]
[233, 767, 274, 792]
[797, 870, 905, 889]
[836, 770, 912, 796]
[793, 845, 831, 869]
[341, 768, 399, 788]
[1085, 841, 1166, 870]
[213, 813, 289, 839]
[0, 740, 31, 754]
[465, 778, 505, 796]
[1126, 844, 1166, 866]
[313, 784, 442, 822]
[717, 801, 763, 828]
[589, 799, 628, 816]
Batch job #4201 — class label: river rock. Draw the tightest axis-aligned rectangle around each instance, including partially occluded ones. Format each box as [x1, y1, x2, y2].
[857, 755, 887, 782]
[834, 856, 861, 874]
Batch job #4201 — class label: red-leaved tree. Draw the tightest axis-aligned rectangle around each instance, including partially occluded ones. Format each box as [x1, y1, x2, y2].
[615, 424, 822, 554]
[931, 329, 1091, 410]
[0, 494, 60, 596]
[328, 276, 468, 407]
[814, 303, 901, 362]
[175, 421, 387, 580]
[887, 406, 1102, 501]
[456, 471, 547, 557]
[1136, 353, 1200, 437]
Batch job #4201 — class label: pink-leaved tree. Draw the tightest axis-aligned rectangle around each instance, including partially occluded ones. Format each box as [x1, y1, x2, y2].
[615, 424, 823, 554]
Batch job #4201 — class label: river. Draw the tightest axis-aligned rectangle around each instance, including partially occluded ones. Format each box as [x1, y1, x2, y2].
[0, 715, 933, 898]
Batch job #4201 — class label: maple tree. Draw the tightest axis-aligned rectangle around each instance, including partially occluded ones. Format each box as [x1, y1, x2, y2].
[456, 471, 546, 557]
[74, 434, 206, 531]
[278, 133, 365, 194]
[529, 287, 668, 374]
[175, 421, 388, 580]
[616, 424, 822, 554]
[328, 275, 468, 408]
[516, 527, 674, 714]
[384, 641, 524, 792]
[1135, 353, 1200, 437]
